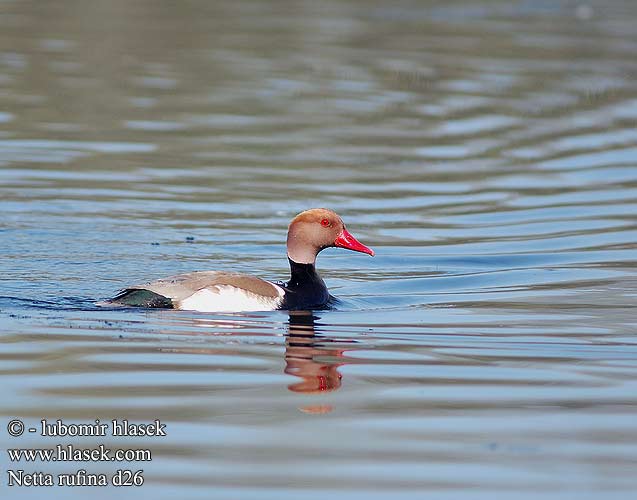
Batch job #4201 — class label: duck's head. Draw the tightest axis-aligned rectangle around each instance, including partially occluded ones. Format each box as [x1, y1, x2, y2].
[286, 208, 374, 264]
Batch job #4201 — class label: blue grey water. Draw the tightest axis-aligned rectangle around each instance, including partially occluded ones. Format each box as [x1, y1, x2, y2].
[1, 1, 636, 499]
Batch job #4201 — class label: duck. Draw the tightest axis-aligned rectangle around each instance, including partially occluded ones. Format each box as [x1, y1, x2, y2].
[106, 208, 374, 312]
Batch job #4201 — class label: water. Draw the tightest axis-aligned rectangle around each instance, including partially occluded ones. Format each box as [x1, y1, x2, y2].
[1, 1, 636, 498]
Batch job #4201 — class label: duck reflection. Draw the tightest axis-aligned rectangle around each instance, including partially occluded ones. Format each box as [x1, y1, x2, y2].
[158, 311, 348, 396]
[285, 311, 344, 394]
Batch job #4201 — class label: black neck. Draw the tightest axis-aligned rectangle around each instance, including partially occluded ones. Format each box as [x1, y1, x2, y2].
[283, 258, 330, 310]
[287, 259, 322, 288]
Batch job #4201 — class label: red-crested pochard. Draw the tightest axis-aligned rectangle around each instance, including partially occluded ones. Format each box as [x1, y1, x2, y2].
[107, 208, 374, 312]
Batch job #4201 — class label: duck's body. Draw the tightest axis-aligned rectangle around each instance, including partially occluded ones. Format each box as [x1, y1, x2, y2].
[107, 209, 373, 312]
[111, 271, 286, 312]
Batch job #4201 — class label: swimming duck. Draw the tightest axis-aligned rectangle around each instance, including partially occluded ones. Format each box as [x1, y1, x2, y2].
[107, 208, 374, 312]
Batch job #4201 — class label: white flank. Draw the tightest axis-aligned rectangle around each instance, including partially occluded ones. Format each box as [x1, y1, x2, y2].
[176, 283, 284, 313]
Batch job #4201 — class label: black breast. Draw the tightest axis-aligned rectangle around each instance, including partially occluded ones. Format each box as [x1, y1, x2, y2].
[280, 260, 330, 310]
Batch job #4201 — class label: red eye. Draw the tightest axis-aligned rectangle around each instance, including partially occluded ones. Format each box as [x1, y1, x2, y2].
[320, 218, 330, 227]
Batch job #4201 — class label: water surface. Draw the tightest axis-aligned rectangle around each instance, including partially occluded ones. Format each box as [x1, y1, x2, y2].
[1, 1, 636, 499]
